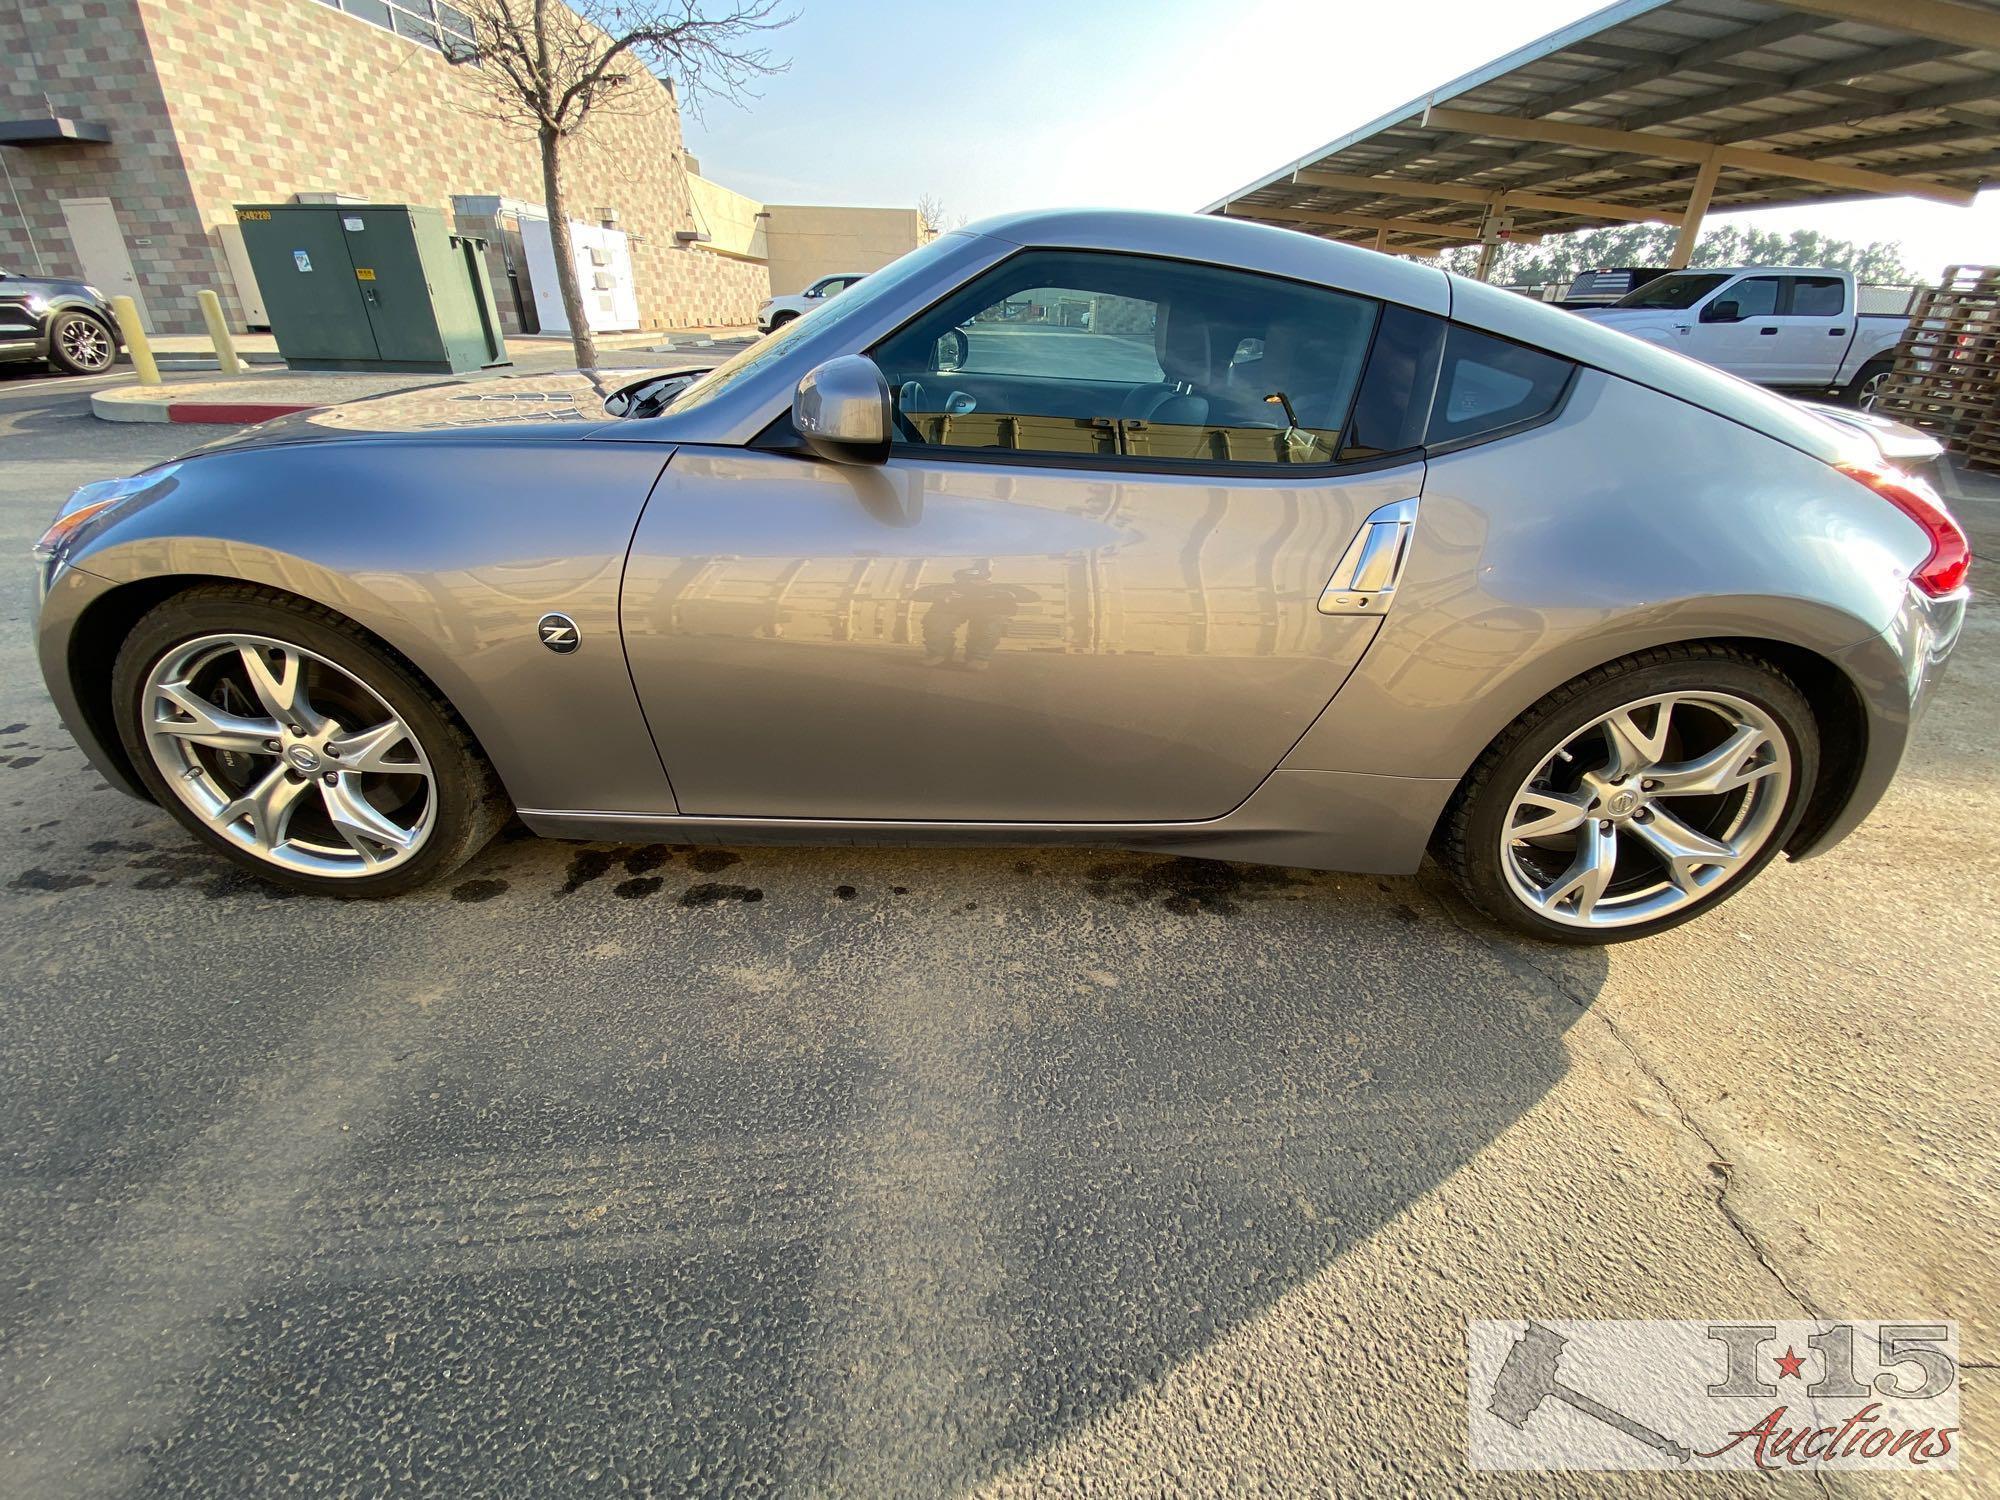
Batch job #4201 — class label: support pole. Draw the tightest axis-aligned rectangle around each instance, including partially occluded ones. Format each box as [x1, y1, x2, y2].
[196, 289, 242, 375]
[110, 296, 159, 385]
[1669, 151, 1722, 269]
[1474, 238, 1500, 282]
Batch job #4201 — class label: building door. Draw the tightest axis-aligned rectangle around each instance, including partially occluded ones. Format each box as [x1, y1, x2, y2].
[60, 197, 152, 331]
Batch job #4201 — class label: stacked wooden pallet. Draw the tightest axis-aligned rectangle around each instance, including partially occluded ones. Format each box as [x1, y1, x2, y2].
[1876, 264, 2000, 472]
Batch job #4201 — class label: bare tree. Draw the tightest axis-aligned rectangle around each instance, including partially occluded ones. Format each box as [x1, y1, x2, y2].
[916, 193, 966, 237]
[450, 0, 791, 366]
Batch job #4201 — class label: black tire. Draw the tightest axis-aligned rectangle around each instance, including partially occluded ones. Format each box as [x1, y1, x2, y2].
[46, 310, 119, 375]
[1842, 358, 1891, 410]
[768, 311, 797, 331]
[1434, 645, 1819, 945]
[112, 585, 510, 898]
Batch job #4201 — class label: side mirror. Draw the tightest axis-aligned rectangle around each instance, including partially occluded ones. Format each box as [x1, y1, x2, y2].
[793, 355, 892, 465]
[935, 327, 968, 374]
[1703, 299, 1742, 324]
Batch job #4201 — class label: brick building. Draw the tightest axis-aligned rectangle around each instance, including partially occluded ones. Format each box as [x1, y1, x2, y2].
[1, 0, 774, 336]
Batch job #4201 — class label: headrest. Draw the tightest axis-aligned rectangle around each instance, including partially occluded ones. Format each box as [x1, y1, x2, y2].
[1154, 305, 1214, 386]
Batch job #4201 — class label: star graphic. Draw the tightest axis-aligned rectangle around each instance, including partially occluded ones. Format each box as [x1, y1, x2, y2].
[1774, 1346, 1807, 1379]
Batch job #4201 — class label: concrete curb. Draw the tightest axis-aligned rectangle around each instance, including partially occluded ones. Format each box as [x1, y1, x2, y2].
[91, 389, 318, 425]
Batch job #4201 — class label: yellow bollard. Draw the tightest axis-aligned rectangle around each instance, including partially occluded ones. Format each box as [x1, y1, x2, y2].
[196, 289, 242, 376]
[110, 296, 159, 385]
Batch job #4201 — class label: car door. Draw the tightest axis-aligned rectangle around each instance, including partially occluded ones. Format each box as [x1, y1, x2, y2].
[620, 249, 1431, 824]
[1768, 274, 1849, 384]
[1686, 274, 1783, 379]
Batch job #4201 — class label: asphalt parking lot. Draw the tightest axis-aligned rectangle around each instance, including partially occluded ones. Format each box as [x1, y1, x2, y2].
[1, 366, 1995, 1495]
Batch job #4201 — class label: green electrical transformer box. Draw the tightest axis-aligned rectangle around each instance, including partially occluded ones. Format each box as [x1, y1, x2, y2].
[234, 202, 510, 373]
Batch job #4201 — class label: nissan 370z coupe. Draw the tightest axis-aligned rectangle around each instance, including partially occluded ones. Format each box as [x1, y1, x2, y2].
[34, 211, 1970, 942]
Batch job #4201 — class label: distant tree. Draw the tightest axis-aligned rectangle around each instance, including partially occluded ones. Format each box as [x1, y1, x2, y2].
[451, 0, 793, 367]
[1437, 224, 1912, 288]
[916, 193, 967, 236]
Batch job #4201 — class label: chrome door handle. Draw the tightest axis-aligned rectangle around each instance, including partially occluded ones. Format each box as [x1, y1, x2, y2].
[1319, 498, 1418, 615]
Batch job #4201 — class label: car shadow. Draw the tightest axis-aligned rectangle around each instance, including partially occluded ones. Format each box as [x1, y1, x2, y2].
[11, 829, 1612, 1494]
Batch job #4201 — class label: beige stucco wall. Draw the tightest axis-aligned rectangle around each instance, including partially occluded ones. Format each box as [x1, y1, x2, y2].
[763, 205, 927, 296]
[1, 0, 769, 335]
[685, 172, 767, 263]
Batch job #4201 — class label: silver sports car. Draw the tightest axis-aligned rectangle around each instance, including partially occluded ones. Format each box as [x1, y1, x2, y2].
[33, 211, 1970, 942]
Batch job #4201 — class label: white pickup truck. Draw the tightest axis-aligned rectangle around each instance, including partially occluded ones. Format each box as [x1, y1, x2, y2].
[1575, 267, 1909, 408]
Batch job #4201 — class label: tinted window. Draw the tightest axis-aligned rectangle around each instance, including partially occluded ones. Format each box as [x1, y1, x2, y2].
[1427, 326, 1573, 447]
[1614, 273, 1729, 310]
[1726, 277, 1782, 318]
[1787, 275, 1845, 316]
[1342, 305, 1444, 459]
[870, 250, 1378, 467]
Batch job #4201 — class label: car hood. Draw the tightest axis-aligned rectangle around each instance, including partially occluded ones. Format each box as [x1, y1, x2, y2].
[0, 274, 98, 300]
[1572, 307, 1671, 324]
[181, 366, 697, 457]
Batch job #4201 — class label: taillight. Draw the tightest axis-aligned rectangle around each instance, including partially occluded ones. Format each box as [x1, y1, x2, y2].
[1835, 458, 1971, 597]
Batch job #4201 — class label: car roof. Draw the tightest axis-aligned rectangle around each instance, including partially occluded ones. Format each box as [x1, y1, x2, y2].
[1652, 266, 1848, 276]
[963, 207, 1453, 316]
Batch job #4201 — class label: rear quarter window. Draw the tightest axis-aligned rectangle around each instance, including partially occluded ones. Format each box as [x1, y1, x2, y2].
[1427, 325, 1575, 448]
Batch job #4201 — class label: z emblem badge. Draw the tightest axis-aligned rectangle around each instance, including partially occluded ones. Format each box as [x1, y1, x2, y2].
[537, 613, 581, 654]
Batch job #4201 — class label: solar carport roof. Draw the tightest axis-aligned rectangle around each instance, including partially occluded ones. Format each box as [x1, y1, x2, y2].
[1200, 0, 2000, 263]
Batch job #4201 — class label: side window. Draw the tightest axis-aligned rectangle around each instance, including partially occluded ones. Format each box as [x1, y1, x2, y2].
[1787, 276, 1845, 317]
[868, 250, 1379, 467]
[1426, 325, 1574, 448]
[1728, 276, 1783, 318]
[1343, 305, 1445, 459]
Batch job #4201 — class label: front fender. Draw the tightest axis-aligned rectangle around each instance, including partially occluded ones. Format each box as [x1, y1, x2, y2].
[51, 437, 680, 815]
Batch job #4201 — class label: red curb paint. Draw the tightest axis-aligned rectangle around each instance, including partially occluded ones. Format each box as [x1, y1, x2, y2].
[166, 403, 319, 424]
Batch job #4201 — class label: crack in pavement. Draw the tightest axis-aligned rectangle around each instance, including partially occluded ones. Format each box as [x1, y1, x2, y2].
[1419, 877, 1848, 1497]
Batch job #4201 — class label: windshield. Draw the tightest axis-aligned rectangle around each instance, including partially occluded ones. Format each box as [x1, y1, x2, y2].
[1613, 273, 1731, 310]
[659, 234, 971, 420]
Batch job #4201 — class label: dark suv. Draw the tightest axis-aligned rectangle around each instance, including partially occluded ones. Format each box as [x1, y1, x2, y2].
[0, 270, 123, 375]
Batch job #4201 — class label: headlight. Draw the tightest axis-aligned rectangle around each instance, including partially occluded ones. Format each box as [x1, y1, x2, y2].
[34, 463, 181, 565]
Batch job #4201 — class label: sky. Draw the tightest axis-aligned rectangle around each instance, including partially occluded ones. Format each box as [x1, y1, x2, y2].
[683, 0, 2000, 280]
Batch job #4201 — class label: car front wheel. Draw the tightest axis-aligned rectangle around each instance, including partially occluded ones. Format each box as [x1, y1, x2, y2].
[1436, 647, 1817, 943]
[48, 310, 118, 375]
[112, 586, 509, 897]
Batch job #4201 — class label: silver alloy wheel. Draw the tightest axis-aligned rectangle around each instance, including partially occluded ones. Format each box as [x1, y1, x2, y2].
[140, 632, 436, 877]
[1856, 369, 1888, 411]
[1499, 690, 1792, 930]
[57, 315, 114, 372]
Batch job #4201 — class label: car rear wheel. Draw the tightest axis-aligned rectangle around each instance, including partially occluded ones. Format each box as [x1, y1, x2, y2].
[112, 586, 509, 897]
[1844, 359, 1891, 411]
[48, 311, 117, 375]
[1436, 647, 1817, 944]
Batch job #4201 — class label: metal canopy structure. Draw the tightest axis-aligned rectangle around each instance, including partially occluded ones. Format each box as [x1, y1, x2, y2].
[1201, 0, 2000, 269]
